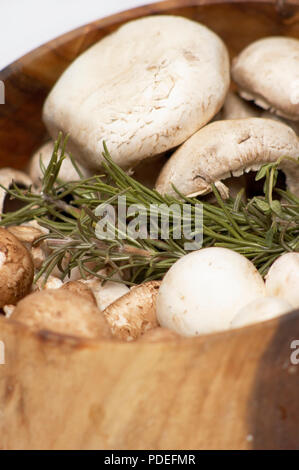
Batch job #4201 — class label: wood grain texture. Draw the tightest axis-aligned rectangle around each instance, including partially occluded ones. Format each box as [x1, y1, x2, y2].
[1, 311, 299, 450]
[0, 0, 299, 450]
[0, 312, 299, 450]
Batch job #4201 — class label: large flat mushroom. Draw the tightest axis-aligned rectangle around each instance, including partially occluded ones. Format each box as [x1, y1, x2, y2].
[232, 37, 299, 121]
[155, 118, 299, 198]
[43, 15, 229, 171]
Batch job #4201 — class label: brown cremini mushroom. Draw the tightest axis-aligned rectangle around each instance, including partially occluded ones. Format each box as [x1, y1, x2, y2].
[0, 227, 34, 308]
[60, 281, 97, 306]
[7, 225, 44, 245]
[103, 281, 161, 341]
[7, 223, 49, 270]
[10, 289, 112, 339]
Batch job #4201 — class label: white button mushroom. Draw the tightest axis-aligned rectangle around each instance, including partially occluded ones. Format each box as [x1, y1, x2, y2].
[10, 289, 112, 339]
[261, 111, 299, 135]
[0, 168, 32, 217]
[81, 276, 129, 312]
[0, 227, 34, 308]
[221, 91, 260, 120]
[103, 281, 161, 341]
[155, 118, 299, 198]
[232, 37, 299, 121]
[230, 296, 292, 329]
[29, 141, 90, 184]
[156, 247, 266, 337]
[265, 253, 299, 308]
[43, 15, 229, 171]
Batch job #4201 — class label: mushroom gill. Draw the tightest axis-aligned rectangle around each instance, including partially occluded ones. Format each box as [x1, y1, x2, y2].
[155, 118, 299, 199]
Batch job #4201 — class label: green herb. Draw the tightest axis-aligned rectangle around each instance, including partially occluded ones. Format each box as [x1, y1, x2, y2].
[0, 134, 298, 284]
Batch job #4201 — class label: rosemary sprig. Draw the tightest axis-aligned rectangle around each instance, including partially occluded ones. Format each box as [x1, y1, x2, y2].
[0, 134, 298, 284]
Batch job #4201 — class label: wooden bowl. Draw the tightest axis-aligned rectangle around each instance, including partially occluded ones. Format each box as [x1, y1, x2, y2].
[1, 0, 299, 450]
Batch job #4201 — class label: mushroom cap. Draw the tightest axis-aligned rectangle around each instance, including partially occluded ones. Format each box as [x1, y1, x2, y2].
[43, 15, 229, 171]
[29, 141, 89, 184]
[155, 118, 299, 198]
[60, 281, 97, 306]
[222, 91, 260, 120]
[230, 296, 292, 329]
[232, 37, 299, 121]
[265, 253, 299, 308]
[7, 225, 44, 244]
[10, 289, 112, 339]
[156, 247, 266, 337]
[34, 275, 63, 292]
[0, 168, 32, 216]
[103, 280, 161, 341]
[30, 245, 46, 270]
[7, 224, 49, 270]
[81, 277, 129, 311]
[261, 110, 299, 135]
[0, 227, 34, 308]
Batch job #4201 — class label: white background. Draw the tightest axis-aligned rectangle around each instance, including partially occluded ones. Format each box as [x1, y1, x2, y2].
[0, 0, 155, 70]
